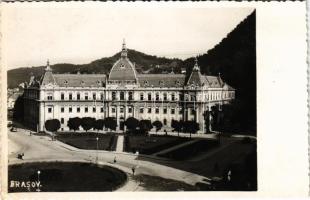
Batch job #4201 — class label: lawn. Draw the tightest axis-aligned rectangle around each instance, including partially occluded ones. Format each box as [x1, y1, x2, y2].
[158, 139, 220, 160]
[132, 174, 197, 191]
[124, 135, 191, 155]
[8, 162, 127, 192]
[57, 132, 117, 151]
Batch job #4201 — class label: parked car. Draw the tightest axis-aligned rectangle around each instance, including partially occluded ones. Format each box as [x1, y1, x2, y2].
[10, 127, 17, 132]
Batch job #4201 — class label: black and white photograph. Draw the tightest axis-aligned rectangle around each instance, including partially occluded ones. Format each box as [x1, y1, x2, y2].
[6, 4, 256, 193]
[1, 2, 306, 196]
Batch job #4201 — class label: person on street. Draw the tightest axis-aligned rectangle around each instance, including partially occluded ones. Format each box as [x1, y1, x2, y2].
[132, 166, 135, 176]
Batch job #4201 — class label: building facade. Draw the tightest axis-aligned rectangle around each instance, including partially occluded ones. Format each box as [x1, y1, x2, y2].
[23, 41, 235, 133]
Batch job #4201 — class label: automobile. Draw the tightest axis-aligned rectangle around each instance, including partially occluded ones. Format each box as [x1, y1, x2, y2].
[10, 127, 17, 132]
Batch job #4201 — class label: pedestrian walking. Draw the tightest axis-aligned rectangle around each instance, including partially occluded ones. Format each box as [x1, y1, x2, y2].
[113, 156, 117, 164]
[17, 153, 24, 160]
[131, 166, 135, 176]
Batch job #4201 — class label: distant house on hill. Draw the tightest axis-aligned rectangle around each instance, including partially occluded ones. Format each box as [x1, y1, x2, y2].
[7, 91, 22, 110]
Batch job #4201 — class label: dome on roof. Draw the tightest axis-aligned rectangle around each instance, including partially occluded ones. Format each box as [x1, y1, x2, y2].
[108, 40, 137, 82]
[109, 58, 137, 81]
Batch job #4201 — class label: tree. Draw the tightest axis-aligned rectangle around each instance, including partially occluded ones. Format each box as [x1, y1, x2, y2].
[182, 121, 199, 138]
[81, 117, 95, 132]
[67, 117, 81, 132]
[152, 120, 163, 133]
[139, 120, 153, 134]
[94, 119, 105, 132]
[105, 117, 117, 131]
[182, 121, 191, 134]
[171, 120, 182, 136]
[125, 117, 139, 133]
[188, 121, 200, 138]
[45, 119, 61, 140]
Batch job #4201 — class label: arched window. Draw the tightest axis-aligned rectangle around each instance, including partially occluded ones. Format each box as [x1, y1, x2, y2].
[171, 93, 175, 101]
[155, 92, 159, 101]
[163, 93, 167, 101]
[140, 93, 144, 100]
[148, 93, 152, 101]
[84, 93, 88, 100]
[128, 91, 133, 100]
[112, 91, 116, 100]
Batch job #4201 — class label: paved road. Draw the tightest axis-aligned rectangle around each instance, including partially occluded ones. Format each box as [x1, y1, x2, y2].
[8, 128, 210, 191]
[116, 135, 124, 153]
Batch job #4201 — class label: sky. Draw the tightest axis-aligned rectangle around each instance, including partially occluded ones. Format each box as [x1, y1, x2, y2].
[3, 3, 254, 70]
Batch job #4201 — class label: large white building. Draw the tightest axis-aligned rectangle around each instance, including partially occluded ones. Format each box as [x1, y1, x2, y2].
[23, 41, 235, 133]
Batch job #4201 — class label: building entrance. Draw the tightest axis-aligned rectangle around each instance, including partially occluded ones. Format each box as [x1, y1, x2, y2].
[119, 117, 125, 131]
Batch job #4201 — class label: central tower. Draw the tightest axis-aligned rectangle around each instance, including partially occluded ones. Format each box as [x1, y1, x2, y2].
[108, 40, 138, 84]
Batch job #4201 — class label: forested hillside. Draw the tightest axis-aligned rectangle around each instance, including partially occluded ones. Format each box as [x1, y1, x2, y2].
[7, 50, 182, 88]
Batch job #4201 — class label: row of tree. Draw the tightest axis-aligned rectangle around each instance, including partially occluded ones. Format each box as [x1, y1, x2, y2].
[67, 117, 117, 132]
[44, 117, 200, 137]
[171, 120, 200, 138]
[44, 117, 160, 134]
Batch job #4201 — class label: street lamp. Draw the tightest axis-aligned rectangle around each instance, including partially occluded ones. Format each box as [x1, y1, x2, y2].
[96, 137, 99, 164]
[36, 170, 41, 192]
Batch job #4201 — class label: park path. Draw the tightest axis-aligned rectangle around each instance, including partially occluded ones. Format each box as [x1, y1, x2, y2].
[116, 135, 124, 153]
[152, 139, 199, 156]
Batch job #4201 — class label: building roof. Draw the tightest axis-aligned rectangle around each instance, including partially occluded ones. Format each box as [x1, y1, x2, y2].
[40, 60, 57, 86]
[137, 74, 185, 88]
[108, 58, 137, 81]
[40, 71, 56, 86]
[187, 71, 203, 86]
[53, 74, 106, 87]
[186, 58, 204, 86]
[202, 75, 224, 88]
[35, 41, 233, 90]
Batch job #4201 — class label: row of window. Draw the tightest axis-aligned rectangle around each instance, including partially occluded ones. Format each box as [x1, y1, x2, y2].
[109, 107, 195, 115]
[46, 91, 235, 101]
[59, 117, 180, 126]
[48, 107, 105, 113]
[138, 92, 175, 101]
[139, 107, 178, 114]
[48, 106, 198, 115]
[60, 92, 104, 101]
[111, 107, 133, 114]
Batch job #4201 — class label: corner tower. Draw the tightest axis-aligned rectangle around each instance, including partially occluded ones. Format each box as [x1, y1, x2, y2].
[187, 57, 203, 86]
[40, 60, 56, 86]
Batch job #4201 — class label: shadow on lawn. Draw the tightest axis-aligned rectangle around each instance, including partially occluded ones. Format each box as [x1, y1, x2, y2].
[135, 138, 257, 191]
